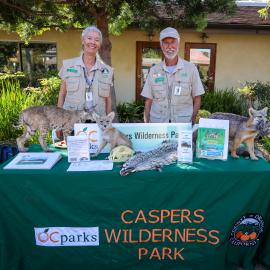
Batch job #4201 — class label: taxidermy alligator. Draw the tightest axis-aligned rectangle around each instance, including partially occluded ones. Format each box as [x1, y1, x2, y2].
[120, 140, 178, 176]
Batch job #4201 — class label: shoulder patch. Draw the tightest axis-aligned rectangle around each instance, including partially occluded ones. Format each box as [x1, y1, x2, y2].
[99, 62, 113, 80]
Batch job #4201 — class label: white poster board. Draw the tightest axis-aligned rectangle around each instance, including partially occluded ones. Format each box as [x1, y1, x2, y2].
[3, 152, 61, 170]
[196, 118, 229, 160]
[74, 123, 192, 153]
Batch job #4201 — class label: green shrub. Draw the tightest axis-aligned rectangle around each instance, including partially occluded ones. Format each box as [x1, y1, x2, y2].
[0, 71, 60, 143]
[0, 69, 59, 88]
[195, 109, 211, 123]
[261, 137, 270, 155]
[201, 88, 248, 116]
[238, 81, 270, 116]
[26, 69, 59, 87]
[0, 72, 28, 88]
[39, 76, 61, 105]
[0, 80, 42, 141]
[117, 100, 144, 123]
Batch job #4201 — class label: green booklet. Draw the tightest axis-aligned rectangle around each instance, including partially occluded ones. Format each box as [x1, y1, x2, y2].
[196, 127, 226, 160]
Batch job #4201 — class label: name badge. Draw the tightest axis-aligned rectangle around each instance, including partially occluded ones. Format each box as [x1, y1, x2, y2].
[67, 68, 78, 73]
[86, 91, 93, 101]
[181, 72, 188, 78]
[155, 76, 165, 83]
[174, 86, 182, 96]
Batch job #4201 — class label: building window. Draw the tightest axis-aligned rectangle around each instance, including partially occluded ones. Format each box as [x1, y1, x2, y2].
[0, 42, 20, 72]
[136, 41, 163, 100]
[185, 43, 217, 91]
[0, 42, 57, 73]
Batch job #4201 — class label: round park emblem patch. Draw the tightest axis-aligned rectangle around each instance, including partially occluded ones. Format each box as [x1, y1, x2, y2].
[229, 213, 264, 247]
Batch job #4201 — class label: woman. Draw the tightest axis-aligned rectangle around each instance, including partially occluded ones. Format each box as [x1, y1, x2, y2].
[57, 26, 113, 116]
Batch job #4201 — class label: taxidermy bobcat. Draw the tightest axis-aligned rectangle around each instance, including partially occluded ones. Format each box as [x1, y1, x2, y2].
[92, 111, 133, 157]
[209, 107, 268, 160]
[16, 105, 94, 152]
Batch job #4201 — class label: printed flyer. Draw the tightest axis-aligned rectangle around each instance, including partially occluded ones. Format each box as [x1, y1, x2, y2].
[196, 118, 229, 160]
[177, 130, 193, 163]
[196, 127, 226, 159]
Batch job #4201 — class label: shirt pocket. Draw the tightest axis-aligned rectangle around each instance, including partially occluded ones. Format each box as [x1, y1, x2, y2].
[98, 79, 111, 98]
[179, 80, 191, 96]
[66, 71, 81, 93]
[152, 84, 166, 101]
[63, 101, 83, 110]
[150, 105, 162, 123]
[172, 80, 191, 106]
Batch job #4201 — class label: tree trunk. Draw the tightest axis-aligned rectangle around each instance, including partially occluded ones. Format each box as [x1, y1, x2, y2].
[97, 13, 119, 122]
[97, 14, 111, 65]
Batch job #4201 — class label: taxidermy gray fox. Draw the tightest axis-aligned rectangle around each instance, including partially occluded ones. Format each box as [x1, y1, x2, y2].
[92, 111, 132, 157]
[16, 105, 94, 152]
[209, 107, 268, 160]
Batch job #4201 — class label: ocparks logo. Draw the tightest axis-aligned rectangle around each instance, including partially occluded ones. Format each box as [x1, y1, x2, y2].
[34, 227, 99, 247]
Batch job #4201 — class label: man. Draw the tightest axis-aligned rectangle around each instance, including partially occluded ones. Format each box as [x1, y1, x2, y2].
[141, 27, 204, 124]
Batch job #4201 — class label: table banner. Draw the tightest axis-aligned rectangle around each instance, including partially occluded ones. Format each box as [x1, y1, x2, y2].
[1, 151, 270, 269]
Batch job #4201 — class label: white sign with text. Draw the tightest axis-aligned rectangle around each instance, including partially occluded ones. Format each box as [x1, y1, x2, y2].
[74, 123, 192, 153]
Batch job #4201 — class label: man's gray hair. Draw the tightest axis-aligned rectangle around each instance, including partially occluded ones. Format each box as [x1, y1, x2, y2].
[81, 26, 103, 44]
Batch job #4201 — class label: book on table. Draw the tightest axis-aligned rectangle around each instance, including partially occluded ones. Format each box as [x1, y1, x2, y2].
[3, 152, 62, 170]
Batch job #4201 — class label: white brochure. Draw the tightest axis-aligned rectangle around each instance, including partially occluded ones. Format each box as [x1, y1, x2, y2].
[67, 160, 113, 172]
[177, 130, 193, 164]
[67, 136, 90, 163]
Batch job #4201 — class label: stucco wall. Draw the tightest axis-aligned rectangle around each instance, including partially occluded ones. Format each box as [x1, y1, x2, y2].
[0, 28, 270, 104]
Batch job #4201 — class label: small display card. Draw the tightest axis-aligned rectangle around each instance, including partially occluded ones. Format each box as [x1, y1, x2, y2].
[67, 136, 90, 163]
[177, 130, 193, 164]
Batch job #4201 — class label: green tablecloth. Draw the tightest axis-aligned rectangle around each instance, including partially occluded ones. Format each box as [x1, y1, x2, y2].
[0, 147, 270, 270]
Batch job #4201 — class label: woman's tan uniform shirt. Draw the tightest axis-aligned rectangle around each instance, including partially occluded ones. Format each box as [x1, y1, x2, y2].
[59, 55, 113, 116]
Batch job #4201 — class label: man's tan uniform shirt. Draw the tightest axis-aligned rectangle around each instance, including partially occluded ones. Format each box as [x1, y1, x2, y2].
[59, 55, 113, 116]
[141, 58, 204, 123]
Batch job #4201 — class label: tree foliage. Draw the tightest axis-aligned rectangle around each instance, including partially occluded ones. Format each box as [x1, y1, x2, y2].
[0, 0, 236, 43]
[0, 0, 236, 115]
[127, 0, 236, 33]
[258, 0, 270, 19]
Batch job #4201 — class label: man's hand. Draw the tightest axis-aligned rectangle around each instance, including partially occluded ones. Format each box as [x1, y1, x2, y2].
[144, 98, 153, 123]
[192, 95, 201, 125]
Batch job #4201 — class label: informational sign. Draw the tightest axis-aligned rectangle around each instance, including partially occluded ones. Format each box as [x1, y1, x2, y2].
[74, 123, 192, 153]
[196, 118, 229, 160]
[67, 136, 90, 163]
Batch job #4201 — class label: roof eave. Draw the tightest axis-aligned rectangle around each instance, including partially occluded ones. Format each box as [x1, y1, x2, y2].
[207, 23, 270, 30]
